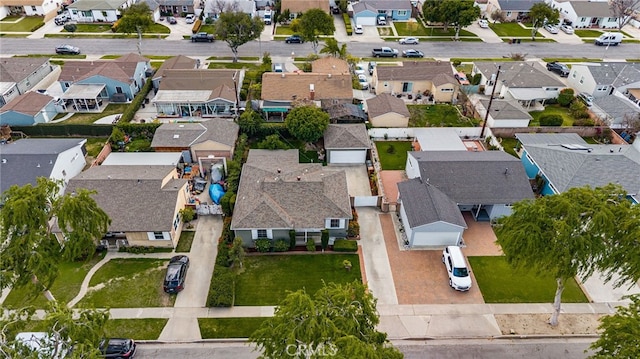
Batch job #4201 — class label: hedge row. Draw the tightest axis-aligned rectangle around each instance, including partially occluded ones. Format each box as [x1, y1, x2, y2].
[207, 239, 234, 307]
[10, 124, 113, 137]
[116, 122, 161, 141]
[30, 22, 45, 32]
[343, 14, 352, 36]
[119, 79, 153, 123]
[333, 239, 358, 252]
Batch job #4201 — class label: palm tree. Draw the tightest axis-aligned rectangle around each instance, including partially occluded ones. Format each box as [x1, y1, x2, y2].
[320, 38, 347, 59]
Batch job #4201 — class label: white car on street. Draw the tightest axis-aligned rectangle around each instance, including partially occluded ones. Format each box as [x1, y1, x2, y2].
[399, 37, 419, 45]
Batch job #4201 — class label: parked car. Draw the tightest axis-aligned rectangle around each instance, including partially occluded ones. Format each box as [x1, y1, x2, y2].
[55, 44, 80, 55]
[454, 72, 470, 85]
[163, 255, 189, 293]
[478, 19, 489, 28]
[54, 12, 69, 25]
[354, 64, 366, 75]
[544, 23, 559, 34]
[368, 61, 376, 75]
[185, 14, 196, 24]
[546, 61, 569, 77]
[167, 16, 177, 24]
[560, 24, 574, 34]
[99, 338, 136, 358]
[190, 32, 214, 42]
[193, 177, 207, 194]
[377, 15, 386, 26]
[442, 246, 471, 291]
[595, 32, 623, 46]
[273, 63, 284, 73]
[354, 25, 363, 34]
[399, 37, 419, 45]
[402, 49, 424, 58]
[264, 9, 272, 25]
[285, 35, 303, 44]
[577, 92, 594, 107]
[358, 74, 369, 90]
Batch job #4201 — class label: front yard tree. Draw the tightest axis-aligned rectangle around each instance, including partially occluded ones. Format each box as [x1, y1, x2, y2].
[250, 281, 403, 359]
[589, 294, 640, 359]
[494, 184, 640, 326]
[439, 0, 481, 40]
[215, 11, 265, 62]
[299, 8, 335, 54]
[285, 105, 330, 143]
[320, 38, 347, 59]
[116, 3, 153, 54]
[528, 2, 559, 40]
[0, 178, 110, 302]
[610, 0, 640, 31]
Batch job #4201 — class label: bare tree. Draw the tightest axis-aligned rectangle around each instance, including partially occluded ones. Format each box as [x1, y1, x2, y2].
[610, 0, 640, 31]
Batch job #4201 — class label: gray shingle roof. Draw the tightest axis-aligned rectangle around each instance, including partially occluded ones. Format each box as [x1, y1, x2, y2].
[0, 92, 53, 116]
[410, 151, 534, 204]
[581, 63, 640, 86]
[497, 0, 543, 11]
[353, 0, 412, 12]
[593, 95, 640, 126]
[366, 93, 410, 118]
[474, 62, 565, 88]
[516, 133, 640, 195]
[153, 55, 198, 81]
[323, 103, 367, 121]
[480, 99, 532, 120]
[231, 150, 352, 230]
[150, 119, 239, 148]
[66, 165, 187, 232]
[398, 178, 467, 229]
[569, 1, 614, 17]
[0, 57, 50, 83]
[324, 124, 370, 149]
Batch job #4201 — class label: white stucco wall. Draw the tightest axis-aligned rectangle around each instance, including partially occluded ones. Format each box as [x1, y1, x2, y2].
[50, 141, 88, 193]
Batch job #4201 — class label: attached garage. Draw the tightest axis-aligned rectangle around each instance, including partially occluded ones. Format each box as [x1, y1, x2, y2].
[324, 123, 370, 165]
[354, 15, 376, 26]
[328, 149, 367, 164]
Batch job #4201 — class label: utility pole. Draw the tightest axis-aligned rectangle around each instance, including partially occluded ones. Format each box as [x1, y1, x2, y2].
[480, 65, 501, 138]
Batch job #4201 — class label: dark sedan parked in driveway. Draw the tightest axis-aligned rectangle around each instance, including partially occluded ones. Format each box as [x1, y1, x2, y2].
[163, 255, 189, 293]
[55, 44, 80, 55]
[546, 61, 569, 77]
[402, 49, 424, 58]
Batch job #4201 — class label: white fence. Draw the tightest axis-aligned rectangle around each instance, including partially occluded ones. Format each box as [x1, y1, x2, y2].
[353, 196, 380, 207]
[368, 127, 482, 140]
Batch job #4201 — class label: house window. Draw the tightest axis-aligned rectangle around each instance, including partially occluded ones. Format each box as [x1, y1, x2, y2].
[506, 11, 512, 17]
[115, 86, 123, 93]
[378, 10, 386, 14]
[102, 11, 107, 17]
[31, 6, 36, 11]
[596, 86, 608, 92]
[544, 87, 558, 91]
[440, 88, 454, 92]
[257, 229, 267, 238]
[525, 152, 534, 163]
[173, 214, 180, 230]
[402, 82, 413, 92]
[330, 219, 340, 228]
[608, 18, 616, 22]
[182, 6, 188, 12]
[64, 83, 70, 88]
[579, 76, 584, 84]
[580, 17, 586, 22]
[397, 10, 407, 17]
[153, 232, 164, 240]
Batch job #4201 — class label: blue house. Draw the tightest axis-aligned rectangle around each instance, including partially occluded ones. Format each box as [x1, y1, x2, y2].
[516, 133, 640, 204]
[351, 0, 412, 26]
[58, 53, 150, 112]
[0, 92, 57, 126]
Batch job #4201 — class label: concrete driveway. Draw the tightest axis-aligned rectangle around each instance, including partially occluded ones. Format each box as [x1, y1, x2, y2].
[337, 165, 372, 197]
[463, 22, 503, 44]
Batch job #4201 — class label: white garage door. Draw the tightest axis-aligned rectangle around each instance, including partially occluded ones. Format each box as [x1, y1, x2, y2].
[329, 149, 366, 164]
[355, 16, 376, 26]
[411, 231, 459, 247]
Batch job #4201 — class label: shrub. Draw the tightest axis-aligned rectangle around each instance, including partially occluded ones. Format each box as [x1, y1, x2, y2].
[342, 13, 351, 27]
[557, 88, 575, 107]
[30, 22, 45, 32]
[452, 60, 462, 67]
[333, 239, 358, 252]
[306, 238, 316, 252]
[539, 114, 563, 126]
[470, 73, 482, 85]
[254, 238, 272, 253]
[569, 100, 590, 119]
[119, 79, 152, 123]
[192, 19, 202, 34]
[347, 220, 360, 237]
[111, 19, 120, 32]
[273, 238, 289, 252]
[386, 144, 396, 154]
[221, 216, 234, 244]
[289, 230, 296, 250]
[220, 191, 236, 216]
[207, 266, 234, 307]
[320, 229, 329, 251]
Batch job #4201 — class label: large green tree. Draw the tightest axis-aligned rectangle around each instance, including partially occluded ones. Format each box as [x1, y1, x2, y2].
[284, 105, 329, 143]
[422, 0, 480, 39]
[116, 3, 153, 54]
[298, 8, 335, 54]
[214, 11, 264, 63]
[0, 178, 110, 302]
[589, 295, 640, 359]
[320, 38, 347, 59]
[495, 184, 640, 326]
[528, 2, 559, 40]
[250, 281, 403, 359]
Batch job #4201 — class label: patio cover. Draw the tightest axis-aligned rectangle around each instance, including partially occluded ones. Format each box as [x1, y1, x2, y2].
[508, 88, 548, 101]
[153, 90, 212, 103]
[61, 84, 105, 99]
[628, 88, 640, 99]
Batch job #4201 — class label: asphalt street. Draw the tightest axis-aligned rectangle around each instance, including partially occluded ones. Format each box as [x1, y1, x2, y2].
[1, 38, 639, 59]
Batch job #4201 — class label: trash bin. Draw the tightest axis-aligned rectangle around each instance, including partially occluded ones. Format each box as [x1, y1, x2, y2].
[517, 39, 521, 44]
[141, 103, 145, 108]
[145, 98, 150, 104]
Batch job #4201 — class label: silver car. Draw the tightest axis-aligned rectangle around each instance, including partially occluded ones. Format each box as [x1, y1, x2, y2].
[577, 92, 594, 107]
[544, 24, 559, 34]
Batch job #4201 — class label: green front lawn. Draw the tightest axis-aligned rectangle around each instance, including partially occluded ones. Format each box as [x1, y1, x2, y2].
[375, 141, 412, 170]
[65, 24, 113, 33]
[57, 103, 129, 125]
[574, 29, 603, 38]
[199, 317, 268, 338]
[489, 23, 541, 37]
[234, 254, 361, 306]
[542, 57, 602, 63]
[498, 137, 519, 158]
[105, 319, 168, 340]
[175, 230, 195, 252]
[85, 137, 109, 157]
[408, 104, 478, 127]
[0, 16, 43, 32]
[468, 256, 588, 303]
[79, 258, 175, 308]
[528, 104, 574, 126]
[3, 253, 105, 309]
[275, 25, 296, 35]
[393, 22, 476, 37]
[124, 138, 152, 152]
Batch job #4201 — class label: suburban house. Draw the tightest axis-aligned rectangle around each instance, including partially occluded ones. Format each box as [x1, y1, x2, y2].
[311, 56, 351, 75]
[0, 92, 57, 126]
[473, 61, 565, 107]
[349, 0, 413, 26]
[0, 0, 58, 20]
[323, 123, 370, 164]
[0, 138, 87, 195]
[61, 165, 190, 248]
[567, 62, 640, 101]
[366, 93, 411, 127]
[516, 133, 640, 203]
[404, 150, 534, 221]
[151, 69, 240, 118]
[323, 103, 367, 123]
[477, 99, 533, 128]
[280, 0, 329, 15]
[485, 0, 544, 21]
[552, 0, 619, 29]
[231, 149, 352, 247]
[398, 178, 468, 247]
[152, 55, 199, 90]
[68, 0, 136, 23]
[0, 57, 55, 107]
[260, 72, 353, 120]
[592, 94, 640, 128]
[203, 0, 256, 20]
[150, 119, 240, 160]
[101, 152, 184, 166]
[412, 128, 474, 151]
[58, 53, 151, 112]
[371, 61, 459, 102]
[144, 0, 195, 20]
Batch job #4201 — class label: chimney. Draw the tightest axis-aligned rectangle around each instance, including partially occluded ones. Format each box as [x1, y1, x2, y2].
[297, 176, 301, 181]
[309, 84, 315, 100]
[277, 168, 281, 173]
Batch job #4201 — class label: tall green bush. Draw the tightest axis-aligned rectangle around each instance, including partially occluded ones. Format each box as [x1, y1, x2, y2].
[557, 88, 575, 107]
[306, 238, 316, 252]
[321, 229, 329, 251]
[539, 114, 563, 126]
[289, 230, 296, 250]
[207, 266, 234, 307]
[119, 79, 152, 123]
[273, 238, 289, 252]
[255, 238, 272, 253]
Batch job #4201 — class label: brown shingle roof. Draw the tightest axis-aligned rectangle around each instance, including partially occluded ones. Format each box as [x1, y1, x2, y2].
[1, 92, 53, 116]
[312, 57, 350, 75]
[366, 93, 410, 118]
[154, 55, 198, 80]
[231, 149, 352, 230]
[158, 69, 237, 92]
[0, 57, 50, 83]
[60, 61, 138, 83]
[376, 61, 456, 83]
[116, 53, 149, 63]
[150, 119, 239, 148]
[324, 124, 370, 149]
[261, 73, 353, 101]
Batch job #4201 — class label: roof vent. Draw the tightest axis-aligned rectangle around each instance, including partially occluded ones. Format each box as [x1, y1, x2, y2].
[504, 167, 509, 175]
[179, 124, 185, 128]
[173, 134, 179, 139]
[297, 176, 301, 181]
[1, 159, 6, 163]
[277, 168, 281, 173]
[36, 163, 40, 168]
[610, 149, 614, 153]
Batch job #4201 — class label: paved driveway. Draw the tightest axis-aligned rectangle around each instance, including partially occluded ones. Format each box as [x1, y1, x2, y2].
[379, 170, 406, 204]
[338, 165, 372, 197]
[460, 212, 502, 257]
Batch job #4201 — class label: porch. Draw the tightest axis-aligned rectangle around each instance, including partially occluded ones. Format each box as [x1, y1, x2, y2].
[60, 83, 108, 113]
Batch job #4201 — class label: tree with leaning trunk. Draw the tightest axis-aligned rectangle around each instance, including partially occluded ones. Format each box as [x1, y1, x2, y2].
[0, 178, 110, 302]
[609, 0, 640, 32]
[299, 8, 335, 54]
[494, 184, 640, 326]
[214, 11, 265, 63]
[528, 3, 559, 41]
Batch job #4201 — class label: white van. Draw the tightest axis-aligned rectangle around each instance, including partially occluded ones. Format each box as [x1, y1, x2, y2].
[442, 246, 472, 291]
[595, 32, 623, 46]
[14, 332, 69, 358]
[264, 10, 272, 25]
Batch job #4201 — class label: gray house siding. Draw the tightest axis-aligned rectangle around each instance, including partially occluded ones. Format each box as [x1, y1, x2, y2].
[16, 61, 54, 95]
[235, 226, 348, 248]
